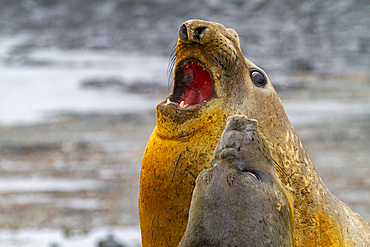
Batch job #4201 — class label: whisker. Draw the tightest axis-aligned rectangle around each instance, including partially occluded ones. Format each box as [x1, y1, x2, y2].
[167, 43, 178, 90]
[238, 34, 248, 40]
[167, 44, 177, 71]
[167, 44, 191, 90]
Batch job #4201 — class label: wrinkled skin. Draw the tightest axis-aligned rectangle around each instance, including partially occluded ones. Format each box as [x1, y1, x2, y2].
[139, 19, 370, 246]
[179, 115, 294, 247]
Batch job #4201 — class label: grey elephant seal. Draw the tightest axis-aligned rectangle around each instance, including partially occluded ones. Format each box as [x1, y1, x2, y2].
[179, 115, 294, 247]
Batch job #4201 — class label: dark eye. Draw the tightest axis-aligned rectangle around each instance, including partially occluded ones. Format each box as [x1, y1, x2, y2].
[250, 69, 267, 87]
[242, 169, 261, 181]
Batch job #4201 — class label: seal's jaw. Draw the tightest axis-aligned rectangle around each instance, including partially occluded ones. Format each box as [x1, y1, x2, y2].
[168, 58, 214, 108]
[155, 55, 226, 139]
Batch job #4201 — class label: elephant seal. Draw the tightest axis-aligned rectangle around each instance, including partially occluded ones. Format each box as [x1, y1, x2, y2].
[139, 19, 370, 246]
[179, 115, 294, 247]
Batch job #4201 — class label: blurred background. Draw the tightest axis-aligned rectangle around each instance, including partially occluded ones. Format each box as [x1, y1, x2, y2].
[0, 0, 369, 246]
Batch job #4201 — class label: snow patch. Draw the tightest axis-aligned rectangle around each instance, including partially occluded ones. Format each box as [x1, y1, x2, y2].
[0, 227, 141, 247]
[0, 178, 104, 192]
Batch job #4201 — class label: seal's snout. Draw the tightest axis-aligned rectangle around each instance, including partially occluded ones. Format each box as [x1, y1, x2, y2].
[215, 116, 257, 152]
[219, 147, 239, 160]
[179, 20, 212, 44]
[212, 116, 266, 182]
[225, 115, 258, 132]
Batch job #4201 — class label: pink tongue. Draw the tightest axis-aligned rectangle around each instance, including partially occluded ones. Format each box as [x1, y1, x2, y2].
[180, 62, 212, 105]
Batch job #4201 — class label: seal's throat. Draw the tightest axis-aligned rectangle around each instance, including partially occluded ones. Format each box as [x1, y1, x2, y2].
[170, 59, 213, 107]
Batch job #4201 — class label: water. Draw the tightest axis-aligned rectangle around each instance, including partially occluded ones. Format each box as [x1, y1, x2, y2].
[0, 40, 168, 125]
[1, 38, 369, 127]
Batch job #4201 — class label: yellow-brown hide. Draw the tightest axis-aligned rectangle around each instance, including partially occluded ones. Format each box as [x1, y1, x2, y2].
[140, 113, 225, 246]
[139, 19, 370, 246]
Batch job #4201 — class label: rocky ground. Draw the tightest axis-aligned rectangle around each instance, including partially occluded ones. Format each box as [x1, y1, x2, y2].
[0, 112, 154, 230]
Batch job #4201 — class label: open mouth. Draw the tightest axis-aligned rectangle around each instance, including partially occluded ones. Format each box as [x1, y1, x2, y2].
[167, 59, 213, 108]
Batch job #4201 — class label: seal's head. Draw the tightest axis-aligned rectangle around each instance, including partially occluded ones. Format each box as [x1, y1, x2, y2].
[156, 19, 277, 139]
[141, 20, 294, 246]
[179, 115, 295, 246]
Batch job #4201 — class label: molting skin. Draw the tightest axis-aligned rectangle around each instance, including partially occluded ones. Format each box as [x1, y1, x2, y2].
[139, 19, 370, 246]
[179, 116, 294, 247]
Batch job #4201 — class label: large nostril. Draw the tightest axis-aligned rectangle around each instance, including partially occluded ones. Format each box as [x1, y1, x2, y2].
[193, 26, 207, 42]
[179, 24, 188, 41]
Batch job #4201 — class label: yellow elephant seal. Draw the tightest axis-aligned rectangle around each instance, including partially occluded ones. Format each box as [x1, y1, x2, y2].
[139, 19, 370, 246]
